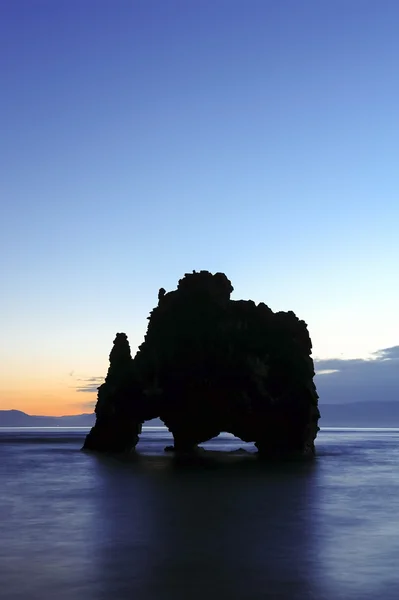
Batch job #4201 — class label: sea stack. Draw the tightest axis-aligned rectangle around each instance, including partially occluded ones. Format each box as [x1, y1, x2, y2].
[83, 271, 320, 458]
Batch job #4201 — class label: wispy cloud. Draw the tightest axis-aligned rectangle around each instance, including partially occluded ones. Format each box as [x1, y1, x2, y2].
[372, 346, 399, 360]
[315, 345, 399, 404]
[316, 369, 339, 376]
[74, 376, 104, 393]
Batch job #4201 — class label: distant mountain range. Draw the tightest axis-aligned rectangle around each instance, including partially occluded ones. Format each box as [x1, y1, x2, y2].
[319, 401, 399, 428]
[1, 403, 399, 428]
[0, 410, 163, 428]
[0, 410, 96, 427]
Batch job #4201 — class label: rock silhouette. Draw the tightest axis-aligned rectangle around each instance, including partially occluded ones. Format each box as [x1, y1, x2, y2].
[83, 271, 320, 457]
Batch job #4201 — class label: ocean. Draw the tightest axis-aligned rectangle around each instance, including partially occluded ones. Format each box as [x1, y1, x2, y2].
[1, 427, 399, 600]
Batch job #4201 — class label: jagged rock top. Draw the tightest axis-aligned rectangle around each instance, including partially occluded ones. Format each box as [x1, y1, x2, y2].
[84, 270, 320, 457]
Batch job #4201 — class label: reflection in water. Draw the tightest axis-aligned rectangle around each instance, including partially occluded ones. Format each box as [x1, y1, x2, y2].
[1, 428, 399, 599]
[91, 456, 320, 600]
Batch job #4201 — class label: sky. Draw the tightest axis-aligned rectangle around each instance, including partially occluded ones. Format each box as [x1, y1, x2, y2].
[1, 0, 399, 415]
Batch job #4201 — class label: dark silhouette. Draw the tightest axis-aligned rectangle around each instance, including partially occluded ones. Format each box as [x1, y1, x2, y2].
[83, 271, 320, 457]
[83, 334, 147, 451]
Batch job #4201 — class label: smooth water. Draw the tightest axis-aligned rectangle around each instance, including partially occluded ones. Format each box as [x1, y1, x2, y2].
[1, 427, 399, 600]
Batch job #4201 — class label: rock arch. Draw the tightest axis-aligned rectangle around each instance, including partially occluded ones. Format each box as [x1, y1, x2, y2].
[83, 271, 320, 458]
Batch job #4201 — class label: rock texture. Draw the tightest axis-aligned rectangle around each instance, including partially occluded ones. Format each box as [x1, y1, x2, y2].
[83, 271, 320, 457]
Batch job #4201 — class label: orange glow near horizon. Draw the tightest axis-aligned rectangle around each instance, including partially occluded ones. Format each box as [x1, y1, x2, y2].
[0, 385, 96, 416]
[1, 349, 106, 416]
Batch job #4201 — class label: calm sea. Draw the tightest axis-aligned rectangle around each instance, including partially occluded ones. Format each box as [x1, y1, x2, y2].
[1, 427, 399, 600]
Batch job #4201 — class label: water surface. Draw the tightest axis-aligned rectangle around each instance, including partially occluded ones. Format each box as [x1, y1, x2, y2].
[1, 427, 399, 599]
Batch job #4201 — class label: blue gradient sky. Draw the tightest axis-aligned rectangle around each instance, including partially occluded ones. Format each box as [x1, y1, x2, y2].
[1, 1, 398, 414]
